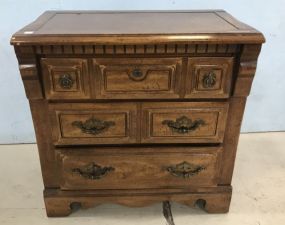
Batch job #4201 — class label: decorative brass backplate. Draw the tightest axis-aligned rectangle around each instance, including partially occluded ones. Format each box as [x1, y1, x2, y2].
[202, 71, 216, 88]
[162, 116, 205, 134]
[58, 74, 74, 89]
[167, 161, 205, 178]
[72, 117, 115, 135]
[72, 162, 115, 180]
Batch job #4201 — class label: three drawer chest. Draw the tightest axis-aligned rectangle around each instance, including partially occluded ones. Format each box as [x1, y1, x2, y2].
[11, 10, 264, 216]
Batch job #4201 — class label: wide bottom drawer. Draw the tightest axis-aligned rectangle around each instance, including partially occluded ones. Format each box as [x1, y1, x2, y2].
[57, 147, 222, 190]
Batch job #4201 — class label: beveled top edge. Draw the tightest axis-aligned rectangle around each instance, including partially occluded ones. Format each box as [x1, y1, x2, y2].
[11, 10, 265, 45]
[11, 34, 265, 46]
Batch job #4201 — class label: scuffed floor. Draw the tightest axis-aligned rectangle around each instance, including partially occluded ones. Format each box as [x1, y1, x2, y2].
[0, 132, 284, 225]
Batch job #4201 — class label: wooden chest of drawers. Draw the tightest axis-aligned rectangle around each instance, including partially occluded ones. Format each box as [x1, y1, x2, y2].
[11, 10, 264, 217]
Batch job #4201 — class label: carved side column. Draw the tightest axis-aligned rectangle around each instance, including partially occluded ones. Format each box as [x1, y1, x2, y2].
[219, 44, 262, 184]
[14, 45, 59, 187]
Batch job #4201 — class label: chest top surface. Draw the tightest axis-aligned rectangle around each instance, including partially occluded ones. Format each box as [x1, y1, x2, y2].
[11, 10, 264, 45]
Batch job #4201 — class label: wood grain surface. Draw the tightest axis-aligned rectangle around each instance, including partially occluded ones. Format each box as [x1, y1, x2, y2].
[11, 11, 264, 216]
[58, 147, 222, 190]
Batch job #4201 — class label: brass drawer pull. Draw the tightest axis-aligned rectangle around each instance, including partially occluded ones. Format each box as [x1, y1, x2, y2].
[72, 117, 115, 135]
[132, 68, 143, 78]
[202, 71, 216, 88]
[72, 162, 115, 180]
[129, 68, 146, 81]
[58, 74, 74, 89]
[162, 116, 205, 134]
[167, 161, 205, 178]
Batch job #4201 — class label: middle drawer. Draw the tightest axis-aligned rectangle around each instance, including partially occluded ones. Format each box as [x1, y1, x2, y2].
[49, 102, 228, 145]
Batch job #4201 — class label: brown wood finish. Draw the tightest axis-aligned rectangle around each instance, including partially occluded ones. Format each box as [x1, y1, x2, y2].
[185, 57, 234, 98]
[93, 58, 182, 99]
[141, 102, 228, 143]
[58, 147, 222, 190]
[11, 11, 264, 217]
[219, 44, 263, 184]
[29, 100, 59, 187]
[49, 103, 138, 145]
[41, 56, 238, 100]
[11, 10, 265, 45]
[19, 65, 43, 99]
[41, 58, 90, 99]
[44, 187, 232, 217]
[19, 43, 240, 55]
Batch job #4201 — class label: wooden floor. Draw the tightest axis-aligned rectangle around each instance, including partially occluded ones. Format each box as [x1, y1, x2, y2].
[0, 132, 284, 225]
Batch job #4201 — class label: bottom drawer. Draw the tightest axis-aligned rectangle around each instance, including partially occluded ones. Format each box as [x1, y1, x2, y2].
[58, 147, 222, 190]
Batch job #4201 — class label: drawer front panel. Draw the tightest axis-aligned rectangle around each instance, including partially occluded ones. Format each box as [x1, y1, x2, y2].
[49, 103, 138, 145]
[41, 58, 91, 99]
[93, 58, 182, 99]
[185, 57, 234, 98]
[58, 147, 222, 190]
[142, 102, 228, 143]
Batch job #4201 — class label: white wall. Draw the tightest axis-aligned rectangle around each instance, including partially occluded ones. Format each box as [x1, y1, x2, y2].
[1, 0, 284, 144]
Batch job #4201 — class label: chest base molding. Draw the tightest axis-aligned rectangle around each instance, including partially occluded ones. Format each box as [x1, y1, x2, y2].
[44, 186, 232, 217]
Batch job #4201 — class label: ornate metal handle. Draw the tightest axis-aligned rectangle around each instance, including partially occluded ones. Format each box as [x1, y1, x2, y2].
[202, 71, 216, 88]
[162, 116, 205, 134]
[72, 162, 115, 180]
[167, 161, 205, 178]
[58, 74, 74, 89]
[72, 117, 115, 135]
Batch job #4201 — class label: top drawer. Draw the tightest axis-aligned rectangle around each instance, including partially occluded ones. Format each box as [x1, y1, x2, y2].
[41, 57, 233, 100]
[41, 58, 91, 99]
[93, 58, 182, 99]
[185, 57, 234, 98]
